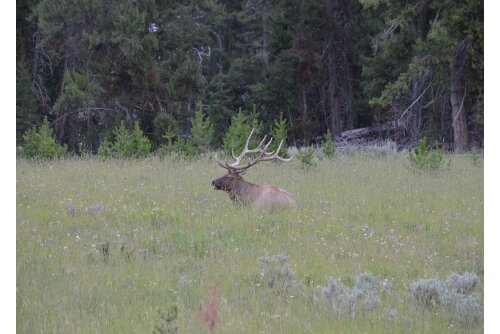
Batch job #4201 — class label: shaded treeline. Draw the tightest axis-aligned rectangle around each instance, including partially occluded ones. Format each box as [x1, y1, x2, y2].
[16, 0, 483, 153]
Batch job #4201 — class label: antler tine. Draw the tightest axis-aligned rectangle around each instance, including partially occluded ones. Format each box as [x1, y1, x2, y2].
[242, 128, 255, 151]
[229, 129, 269, 167]
[273, 139, 294, 162]
[262, 137, 273, 151]
[256, 135, 269, 150]
[263, 139, 293, 161]
[215, 129, 293, 172]
[231, 134, 272, 161]
[231, 148, 238, 160]
[215, 153, 231, 170]
[228, 138, 293, 171]
[226, 128, 255, 167]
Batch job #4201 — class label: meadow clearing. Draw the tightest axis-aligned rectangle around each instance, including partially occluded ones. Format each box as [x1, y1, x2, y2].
[16, 151, 483, 333]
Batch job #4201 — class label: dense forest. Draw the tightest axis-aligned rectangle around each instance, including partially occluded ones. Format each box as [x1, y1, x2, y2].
[16, 0, 483, 154]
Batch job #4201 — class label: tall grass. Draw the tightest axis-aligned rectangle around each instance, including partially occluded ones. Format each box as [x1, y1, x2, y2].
[16, 153, 483, 333]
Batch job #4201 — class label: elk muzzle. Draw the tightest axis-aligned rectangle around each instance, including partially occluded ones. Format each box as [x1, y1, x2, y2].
[211, 175, 230, 191]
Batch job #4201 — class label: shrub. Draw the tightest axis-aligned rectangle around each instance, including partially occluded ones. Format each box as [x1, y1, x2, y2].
[320, 276, 344, 315]
[128, 121, 152, 158]
[440, 272, 483, 327]
[98, 121, 151, 158]
[445, 272, 480, 295]
[156, 138, 198, 160]
[21, 116, 67, 159]
[407, 278, 444, 307]
[269, 112, 289, 157]
[408, 137, 449, 171]
[471, 149, 482, 167]
[156, 127, 179, 159]
[153, 112, 180, 141]
[408, 272, 483, 328]
[223, 108, 261, 156]
[321, 130, 336, 159]
[156, 106, 214, 160]
[296, 147, 316, 169]
[320, 272, 383, 317]
[258, 255, 296, 296]
[451, 294, 483, 328]
[175, 140, 202, 159]
[189, 103, 214, 154]
[353, 272, 382, 311]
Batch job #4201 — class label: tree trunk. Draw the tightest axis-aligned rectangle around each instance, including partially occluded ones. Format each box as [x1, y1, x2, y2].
[408, 19, 422, 143]
[450, 38, 469, 152]
[261, 0, 270, 119]
[409, 75, 422, 142]
[328, 49, 341, 137]
[262, 0, 269, 66]
[57, 57, 68, 144]
[327, 0, 341, 138]
[300, 78, 308, 122]
[31, 27, 40, 88]
[298, 71, 309, 145]
[346, 77, 354, 130]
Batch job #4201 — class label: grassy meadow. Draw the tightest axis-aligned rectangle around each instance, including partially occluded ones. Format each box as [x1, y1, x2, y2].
[16, 152, 483, 333]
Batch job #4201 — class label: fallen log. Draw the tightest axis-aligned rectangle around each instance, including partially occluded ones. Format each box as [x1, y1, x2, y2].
[340, 121, 402, 140]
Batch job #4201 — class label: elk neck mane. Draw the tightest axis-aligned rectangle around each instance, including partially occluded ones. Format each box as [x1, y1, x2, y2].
[230, 177, 261, 204]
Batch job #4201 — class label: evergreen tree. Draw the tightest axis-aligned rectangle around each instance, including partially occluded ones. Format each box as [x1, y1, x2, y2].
[17, 0, 482, 153]
[190, 103, 214, 152]
[16, 61, 39, 144]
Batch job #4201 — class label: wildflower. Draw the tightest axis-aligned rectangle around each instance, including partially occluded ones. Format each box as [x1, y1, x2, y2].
[90, 202, 104, 214]
[66, 204, 76, 216]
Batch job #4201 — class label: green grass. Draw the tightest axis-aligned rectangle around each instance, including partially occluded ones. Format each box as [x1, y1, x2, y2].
[16, 153, 483, 333]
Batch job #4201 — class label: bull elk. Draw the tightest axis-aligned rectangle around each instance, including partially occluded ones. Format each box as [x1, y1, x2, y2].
[212, 129, 297, 210]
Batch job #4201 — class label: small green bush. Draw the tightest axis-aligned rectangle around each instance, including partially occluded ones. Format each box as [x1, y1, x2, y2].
[321, 130, 336, 159]
[157, 104, 214, 160]
[21, 117, 67, 159]
[153, 112, 180, 141]
[223, 108, 261, 156]
[470, 149, 482, 167]
[296, 147, 317, 169]
[174, 140, 201, 159]
[269, 112, 290, 157]
[155, 127, 178, 158]
[98, 121, 151, 158]
[129, 121, 152, 158]
[408, 138, 449, 171]
[190, 103, 214, 153]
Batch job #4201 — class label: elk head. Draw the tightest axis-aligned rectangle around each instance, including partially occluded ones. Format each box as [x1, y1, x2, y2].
[212, 129, 297, 210]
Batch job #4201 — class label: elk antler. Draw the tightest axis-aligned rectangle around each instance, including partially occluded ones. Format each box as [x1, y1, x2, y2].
[216, 128, 293, 172]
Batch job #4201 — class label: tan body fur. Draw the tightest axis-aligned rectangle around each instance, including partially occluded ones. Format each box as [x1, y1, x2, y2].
[212, 173, 297, 210]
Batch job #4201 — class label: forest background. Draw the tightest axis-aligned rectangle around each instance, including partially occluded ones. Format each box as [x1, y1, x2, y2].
[16, 0, 483, 155]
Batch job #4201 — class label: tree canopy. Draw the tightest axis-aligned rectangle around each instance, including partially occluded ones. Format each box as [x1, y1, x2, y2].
[17, 0, 483, 153]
